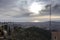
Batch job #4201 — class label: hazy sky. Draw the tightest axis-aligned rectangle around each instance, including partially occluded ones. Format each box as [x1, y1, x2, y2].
[0, 0, 60, 22]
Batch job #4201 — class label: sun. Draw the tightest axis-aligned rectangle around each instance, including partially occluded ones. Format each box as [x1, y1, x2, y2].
[28, 2, 44, 15]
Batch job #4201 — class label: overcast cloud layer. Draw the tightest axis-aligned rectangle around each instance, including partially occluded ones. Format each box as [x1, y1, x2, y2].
[0, 0, 60, 22]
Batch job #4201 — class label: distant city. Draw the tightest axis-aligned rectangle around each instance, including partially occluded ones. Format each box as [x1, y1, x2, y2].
[0, 21, 60, 31]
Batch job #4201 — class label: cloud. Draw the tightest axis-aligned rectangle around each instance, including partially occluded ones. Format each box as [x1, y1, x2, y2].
[0, 0, 17, 8]
[0, 7, 20, 17]
[40, 0, 60, 16]
[0, 0, 49, 18]
[0, 0, 60, 22]
[52, 0, 60, 4]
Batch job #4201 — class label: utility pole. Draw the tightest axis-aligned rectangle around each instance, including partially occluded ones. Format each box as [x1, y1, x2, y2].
[49, 5, 51, 30]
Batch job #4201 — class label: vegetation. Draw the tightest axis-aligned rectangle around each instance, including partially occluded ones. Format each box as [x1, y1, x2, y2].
[12, 26, 51, 40]
[0, 25, 51, 40]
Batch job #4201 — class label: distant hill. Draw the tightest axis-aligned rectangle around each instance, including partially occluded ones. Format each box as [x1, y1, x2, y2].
[0, 21, 60, 31]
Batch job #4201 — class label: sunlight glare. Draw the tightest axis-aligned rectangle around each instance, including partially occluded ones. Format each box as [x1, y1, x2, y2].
[33, 20, 40, 22]
[28, 2, 44, 15]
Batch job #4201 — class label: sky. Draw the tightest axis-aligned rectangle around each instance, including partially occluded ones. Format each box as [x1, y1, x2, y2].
[0, 0, 60, 22]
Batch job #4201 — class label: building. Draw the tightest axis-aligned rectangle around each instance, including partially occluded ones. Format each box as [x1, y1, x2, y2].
[51, 30, 60, 40]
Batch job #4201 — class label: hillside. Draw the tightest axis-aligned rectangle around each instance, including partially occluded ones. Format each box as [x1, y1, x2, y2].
[12, 27, 51, 40]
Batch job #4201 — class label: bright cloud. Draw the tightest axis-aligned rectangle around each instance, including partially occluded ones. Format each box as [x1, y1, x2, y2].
[28, 2, 46, 16]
